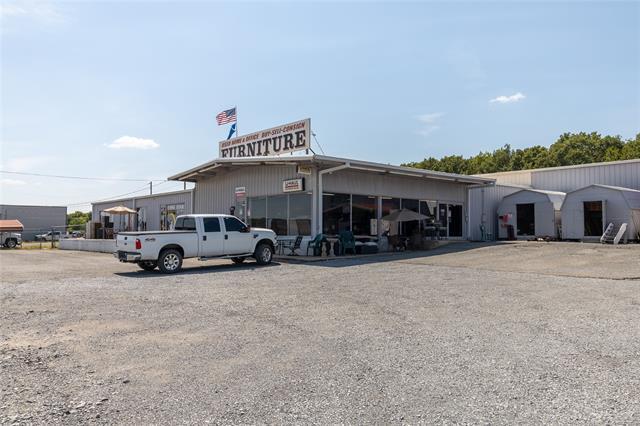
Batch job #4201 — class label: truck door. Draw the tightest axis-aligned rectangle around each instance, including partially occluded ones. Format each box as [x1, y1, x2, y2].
[199, 217, 224, 257]
[222, 216, 253, 255]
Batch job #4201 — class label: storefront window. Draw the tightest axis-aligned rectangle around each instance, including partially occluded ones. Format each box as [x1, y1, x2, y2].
[420, 200, 438, 237]
[323, 193, 350, 235]
[381, 197, 400, 236]
[289, 193, 312, 236]
[401, 199, 420, 236]
[160, 203, 185, 230]
[267, 195, 288, 235]
[248, 197, 266, 228]
[352, 195, 377, 236]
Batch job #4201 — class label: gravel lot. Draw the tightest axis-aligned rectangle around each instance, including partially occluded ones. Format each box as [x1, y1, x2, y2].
[1, 242, 639, 424]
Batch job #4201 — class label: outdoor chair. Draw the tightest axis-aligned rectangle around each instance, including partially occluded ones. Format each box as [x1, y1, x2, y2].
[306, 234, 326, 256]
[338, 231, 356, 255]
[388, 235, 406, 251]
[287, 235, 303, 256]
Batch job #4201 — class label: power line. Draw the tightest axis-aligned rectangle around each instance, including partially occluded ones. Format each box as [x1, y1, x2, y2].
[65, 180, 184, 207]
[66, 184, 158, 207]
[0, 170, 165, 182]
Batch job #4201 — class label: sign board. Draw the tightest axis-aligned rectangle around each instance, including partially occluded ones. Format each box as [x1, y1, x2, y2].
[297, 165, 312, 175]
[283, 178, 305, 193]
[235, 186, 247, 201]
[219, 118, 310, 158]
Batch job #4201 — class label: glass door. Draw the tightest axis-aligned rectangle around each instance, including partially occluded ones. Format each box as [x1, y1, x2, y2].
[437, 203, 464, 238]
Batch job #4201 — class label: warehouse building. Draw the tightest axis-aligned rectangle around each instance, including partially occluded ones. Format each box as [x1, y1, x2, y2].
[91, 189, 193, 237]
[168, 155, 494, 251]
[470, 159, 640, 241]
[496, 189, 565, 239]
[0, 204, 67, 241]
[560, 185, 640, 241]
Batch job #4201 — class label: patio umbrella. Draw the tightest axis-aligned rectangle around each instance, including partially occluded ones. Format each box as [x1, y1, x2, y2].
[381, 208, 429, 222]
[103, 206, 137, 233]
[103, 206, 137, 214]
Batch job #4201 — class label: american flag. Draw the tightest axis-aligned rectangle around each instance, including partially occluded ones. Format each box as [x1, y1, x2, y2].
[216, 107, 237, 125]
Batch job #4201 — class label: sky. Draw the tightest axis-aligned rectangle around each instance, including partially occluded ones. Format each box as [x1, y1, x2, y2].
[1, 0, 639, 211]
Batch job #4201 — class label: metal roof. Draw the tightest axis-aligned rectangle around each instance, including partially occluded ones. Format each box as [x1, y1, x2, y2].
[91, 189, 193, 206]
[476, 158, 640, 177]
[564, 184, 640, 210]
[167, 154, 495, 185]
[502, 188, 567, 210]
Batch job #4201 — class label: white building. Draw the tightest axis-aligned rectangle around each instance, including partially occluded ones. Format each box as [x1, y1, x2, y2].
[496, 189, 565, 239]
[560, 184, 640, 241]
[470, 159, 640, 241]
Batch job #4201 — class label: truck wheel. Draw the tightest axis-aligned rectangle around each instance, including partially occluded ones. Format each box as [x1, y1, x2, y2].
[254, 243, 273, 265]
[158, 249, 183, 274]
[231, 257, 245, 264]
[137, 260, 157, 271]
[5, 239, 17, 249]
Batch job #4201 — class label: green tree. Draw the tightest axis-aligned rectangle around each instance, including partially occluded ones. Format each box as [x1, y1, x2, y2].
[67, 211, 91, 229]
[404, 131, 637, 174]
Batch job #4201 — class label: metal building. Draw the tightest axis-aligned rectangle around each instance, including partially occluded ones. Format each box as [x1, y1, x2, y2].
[560, 184, 640, 241]
[496, 189, 565, 239]
[91, 189, 194, 234]
[169, 155, 495, 251]
[470, 159, 640, 240]
[0, 204, 67, 241]
[477, 159, 640, 191]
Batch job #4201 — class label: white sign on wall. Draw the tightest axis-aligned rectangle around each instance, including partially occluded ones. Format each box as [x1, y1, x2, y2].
[283, 178, 305, 193]
[219, 118, 311, 158]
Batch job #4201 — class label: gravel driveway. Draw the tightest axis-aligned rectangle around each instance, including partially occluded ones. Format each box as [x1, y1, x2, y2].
[1, 242, 639, 424]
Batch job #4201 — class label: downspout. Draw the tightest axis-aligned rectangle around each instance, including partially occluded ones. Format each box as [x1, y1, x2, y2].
[317, 162, 351, 235]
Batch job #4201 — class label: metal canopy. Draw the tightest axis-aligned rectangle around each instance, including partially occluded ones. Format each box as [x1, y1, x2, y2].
[168, 154, 495, 186]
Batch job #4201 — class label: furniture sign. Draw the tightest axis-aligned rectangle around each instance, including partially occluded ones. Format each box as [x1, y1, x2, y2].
[219, 118, 311, 158]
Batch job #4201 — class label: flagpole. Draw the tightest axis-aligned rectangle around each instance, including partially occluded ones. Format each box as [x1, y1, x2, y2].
[235, 105, 238, 137]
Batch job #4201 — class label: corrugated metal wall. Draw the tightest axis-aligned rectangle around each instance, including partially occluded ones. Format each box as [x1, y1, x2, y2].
[92, 191, 193, 231]
[561, 186, 638, 240]
[194, 165, 311, 214]
[532, 161, 640, 192]
[0, 205, 67, 240]
[496, 191, 559, 239]
[468, 185, 522, 241]
[481, 172, 532, 186]
[471, 160, 640, 240]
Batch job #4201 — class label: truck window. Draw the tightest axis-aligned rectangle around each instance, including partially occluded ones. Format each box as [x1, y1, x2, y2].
[175, 217, 196, 231]
[223, 217, 246, 232]
[203, 217, 221, 232]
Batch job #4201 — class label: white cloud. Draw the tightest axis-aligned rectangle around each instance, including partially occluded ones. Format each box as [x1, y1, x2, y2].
[107, 136, 159, 150]
[416, 112, 444, 137]
[417, 112, 445, 124]
[489, 92, 526, 104]
[417, 126, 440, 137]
[0, 178, 27, 186]
[0, 0, 64, 22]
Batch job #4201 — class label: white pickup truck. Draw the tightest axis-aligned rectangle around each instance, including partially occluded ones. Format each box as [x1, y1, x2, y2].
[114, 214, 277, 273]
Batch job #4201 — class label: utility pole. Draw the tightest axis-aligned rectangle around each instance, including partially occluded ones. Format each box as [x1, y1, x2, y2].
[149, 181, 153, 195]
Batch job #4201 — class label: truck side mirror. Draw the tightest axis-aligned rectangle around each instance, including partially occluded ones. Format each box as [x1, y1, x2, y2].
[240, 225, 251, 233]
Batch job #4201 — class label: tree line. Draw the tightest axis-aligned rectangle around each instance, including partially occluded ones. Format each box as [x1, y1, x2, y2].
[404, 132, 640, 175]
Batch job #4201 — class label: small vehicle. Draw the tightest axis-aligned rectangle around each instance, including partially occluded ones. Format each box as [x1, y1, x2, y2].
[1, 232, 22, 249]
[114, 214, 278, 273]
[35, 231, 62, 241]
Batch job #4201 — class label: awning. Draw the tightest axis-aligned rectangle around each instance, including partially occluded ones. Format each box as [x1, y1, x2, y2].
[168, 154, 496, 186]
[0, 220, 24, 232]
